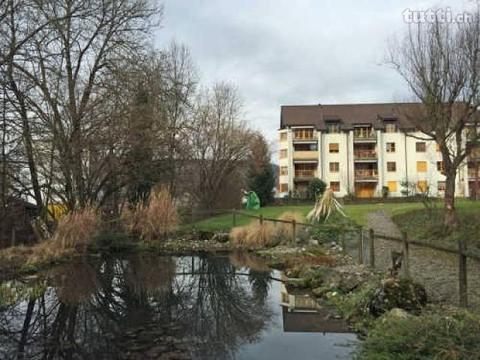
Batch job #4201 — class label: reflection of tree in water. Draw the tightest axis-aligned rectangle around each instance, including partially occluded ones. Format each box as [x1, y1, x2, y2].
[0, 255, 273, 359]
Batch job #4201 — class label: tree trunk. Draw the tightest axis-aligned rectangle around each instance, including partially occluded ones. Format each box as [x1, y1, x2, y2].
[444, 171, 458, 229]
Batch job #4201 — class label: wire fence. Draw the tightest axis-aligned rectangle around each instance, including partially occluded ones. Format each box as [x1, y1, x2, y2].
[187, 208, 479, 309]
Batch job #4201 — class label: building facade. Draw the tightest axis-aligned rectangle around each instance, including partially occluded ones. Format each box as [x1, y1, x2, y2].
[278, 103, 479, 198]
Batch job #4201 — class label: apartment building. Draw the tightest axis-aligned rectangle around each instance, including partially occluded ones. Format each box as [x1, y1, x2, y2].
[278, 103, 480, 198]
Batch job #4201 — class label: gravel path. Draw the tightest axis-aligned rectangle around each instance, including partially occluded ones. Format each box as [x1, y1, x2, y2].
[366, 210, 480, 308]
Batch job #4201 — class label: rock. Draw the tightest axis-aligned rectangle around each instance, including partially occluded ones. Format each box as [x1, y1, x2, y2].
[211, 232, 230, 243]
[312, 286, 330, 297]
[198, 230, 214, 241]
[286, 278, 309, 289]
[368, 277, 427, 316]
[384, 308, 410, 321]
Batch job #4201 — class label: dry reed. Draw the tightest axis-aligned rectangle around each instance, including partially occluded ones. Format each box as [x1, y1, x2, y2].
[122, 187, 179, 241]
[52, 207, 100, 249]
[229, 211, 304, 248]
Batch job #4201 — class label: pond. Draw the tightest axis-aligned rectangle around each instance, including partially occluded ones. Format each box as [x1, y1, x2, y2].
[0, 253, 356, 359]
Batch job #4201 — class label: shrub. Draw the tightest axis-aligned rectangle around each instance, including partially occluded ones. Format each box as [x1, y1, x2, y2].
[307, 178, 327, 200]
[307, 188, 346, 223]
[357, 307, 480, 360]
[52, 207, 100, 250]
[122, 187, 179, 241]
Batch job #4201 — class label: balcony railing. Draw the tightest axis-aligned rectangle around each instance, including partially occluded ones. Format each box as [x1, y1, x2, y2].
[293, 131, 315, 140]
[293, 150, 318, 160]
[354, 149, 377, 160]
[355, 169, 378, 180]
[294, 170, 316, 178]
[468, 168, 480, 178]
[354, 130, 377, 141]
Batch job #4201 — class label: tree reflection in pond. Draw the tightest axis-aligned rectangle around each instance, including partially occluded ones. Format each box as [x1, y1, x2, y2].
[0, 254, 273, 359]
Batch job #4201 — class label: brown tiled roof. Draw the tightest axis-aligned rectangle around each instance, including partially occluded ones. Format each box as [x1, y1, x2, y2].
[280, 102, 426, 131]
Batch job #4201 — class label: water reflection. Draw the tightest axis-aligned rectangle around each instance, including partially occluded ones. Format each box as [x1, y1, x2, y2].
[0, 254, 354, 360]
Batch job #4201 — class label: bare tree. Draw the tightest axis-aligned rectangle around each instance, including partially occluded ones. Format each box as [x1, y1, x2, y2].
[0, 0, 161, 212]
[388, 9, 480, 229]
[188, 83, 252, 209]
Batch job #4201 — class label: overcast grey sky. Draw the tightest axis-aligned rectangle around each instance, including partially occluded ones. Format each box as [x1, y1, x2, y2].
[154, 0, 475, 149]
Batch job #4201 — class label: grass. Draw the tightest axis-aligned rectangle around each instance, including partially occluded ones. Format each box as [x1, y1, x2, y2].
[392, 199, 480, 254]
[187, 199, 480, 232]
[186, 202, 421, 231]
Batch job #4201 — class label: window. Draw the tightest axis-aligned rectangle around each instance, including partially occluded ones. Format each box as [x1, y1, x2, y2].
[329, 162, 339, 172]
[385, 122, 397, 133]
[437, 161, 444, 173]
[417, 180, 428, 193]
[329, 143, 339, 153]
[279, 149, 287, 159]
[386, 142, 396, 153]
[280, 166, 288, 176]
[387, 181, 397, 192]
[387, 162, 396, 172]
[416, 142, 426, 152]
[330, 181, 340, 192]
[436, 143, 441, 152]
[417, 161, 427, 172]
[280, 132, 287, 141]
[438, 181, 446, 192]
[293, 128, 314, 140]
[326, 122, 340, 134]
[280, 183, 288, 192]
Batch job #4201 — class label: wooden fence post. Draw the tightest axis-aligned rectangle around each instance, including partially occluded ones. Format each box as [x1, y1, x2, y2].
[232, 210, 237, 227]
[369, 228, 375, 268]
[259, 215, 264, 244]
[291, 220, 297, 244]
[402, 231, 410, 277]
[340, 231, 346, 255]
[11, 227, 16, 247]
[458, 240, 468, 307]
[358, 228, 364, 264]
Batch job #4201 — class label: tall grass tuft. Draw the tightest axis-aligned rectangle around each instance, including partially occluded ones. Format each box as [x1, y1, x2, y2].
[52, 207, 100, 250]
[229, 211, 304, 248]
[123, 187, 179, 241]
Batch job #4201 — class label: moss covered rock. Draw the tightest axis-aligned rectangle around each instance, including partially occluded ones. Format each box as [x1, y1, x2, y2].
[367, 277, 427, 316]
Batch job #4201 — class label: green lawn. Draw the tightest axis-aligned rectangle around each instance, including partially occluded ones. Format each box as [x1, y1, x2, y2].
[392, 199, 480, 253]
[185, 199, 480, 232]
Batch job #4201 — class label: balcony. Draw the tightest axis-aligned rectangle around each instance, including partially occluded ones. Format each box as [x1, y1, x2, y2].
[468, 168, 480, 179]
[293, 151, 318, 161]
[354, 130, 377, 142]
[355, 169, 378, 181]
[294, 169, 317, 180]
[293, 130, 315, 141]
[354, 149, 377, 161]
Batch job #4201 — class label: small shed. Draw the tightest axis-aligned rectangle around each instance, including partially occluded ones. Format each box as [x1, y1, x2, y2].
[0, 197, 38, 248]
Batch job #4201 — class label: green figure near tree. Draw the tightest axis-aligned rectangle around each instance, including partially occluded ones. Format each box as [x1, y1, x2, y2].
[245, 191, 261, 210]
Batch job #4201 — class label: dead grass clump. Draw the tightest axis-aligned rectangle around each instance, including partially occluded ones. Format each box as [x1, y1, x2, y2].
[52, 207, 100, 250]
[230, 221, 278, 248]
[276, 212, 304, 239]
[123, 187, 179, 241]
[229, 211, 305, 248]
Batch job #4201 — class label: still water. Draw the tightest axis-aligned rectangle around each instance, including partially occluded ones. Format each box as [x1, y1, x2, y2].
[0, 254, 355, 359]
